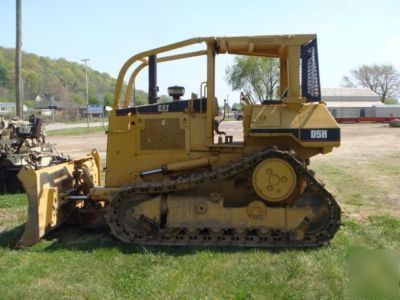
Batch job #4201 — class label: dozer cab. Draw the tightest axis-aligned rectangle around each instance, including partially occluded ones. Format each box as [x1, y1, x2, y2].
[17, 34, 341, 248]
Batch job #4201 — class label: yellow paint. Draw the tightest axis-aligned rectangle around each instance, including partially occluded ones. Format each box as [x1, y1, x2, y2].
[17, 34, 341, 247]
[252, 158, 297, 203]
[16, 154, 100, 247]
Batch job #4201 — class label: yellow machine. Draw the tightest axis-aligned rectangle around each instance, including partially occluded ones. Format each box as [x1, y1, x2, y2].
[17, 34, 341, 248]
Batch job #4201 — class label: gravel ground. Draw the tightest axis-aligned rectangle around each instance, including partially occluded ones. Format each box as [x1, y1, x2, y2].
[47, 122, 400, 161]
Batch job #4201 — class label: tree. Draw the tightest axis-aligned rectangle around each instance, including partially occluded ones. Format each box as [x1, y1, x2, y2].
[135, 93, 146, 106]
[73, 94, 84, 105]
[89, 95, 99, 104]
[343, 64, 400, 103]
[159, 95, 171, 103]
[226, 56, 279, 102]
[0, 65, 9, 84]
[384, 97, 399, 105]
[0, 47, 156, 116]
[231, 102, 243, 111]
[103, 94, 113, 106]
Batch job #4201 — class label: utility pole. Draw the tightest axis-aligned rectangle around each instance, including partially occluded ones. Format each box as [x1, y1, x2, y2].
[81, 58, 90, 128]
[101, 96, 104, 127]
[15, 0, 23, 118]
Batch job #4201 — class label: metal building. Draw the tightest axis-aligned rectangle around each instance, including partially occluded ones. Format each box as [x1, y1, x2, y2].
[322, 88, 400, 122]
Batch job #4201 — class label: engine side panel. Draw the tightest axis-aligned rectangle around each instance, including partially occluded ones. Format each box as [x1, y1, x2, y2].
[105, 100, 340, 187]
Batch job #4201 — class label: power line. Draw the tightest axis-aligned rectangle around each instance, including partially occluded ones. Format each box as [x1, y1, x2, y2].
[24, 0, 54, 33]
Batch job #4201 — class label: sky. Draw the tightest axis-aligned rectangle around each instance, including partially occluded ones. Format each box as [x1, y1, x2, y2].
[0, 0, 399, 105]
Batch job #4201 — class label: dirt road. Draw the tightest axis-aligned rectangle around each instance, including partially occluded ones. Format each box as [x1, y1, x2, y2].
[47, 122, 400, 161]
[46, 122, 108, 131]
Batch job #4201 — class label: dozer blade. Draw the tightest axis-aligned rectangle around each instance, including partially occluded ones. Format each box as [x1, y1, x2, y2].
[16, 150, 101, 248]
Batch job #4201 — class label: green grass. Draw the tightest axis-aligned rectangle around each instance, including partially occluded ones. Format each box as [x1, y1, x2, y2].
[312, 152, 400, 218]
[0, 193, 27, 208]
[0, 144, 399, 299]
[47, 126, 108, 136]
[0, 211, 397, 299]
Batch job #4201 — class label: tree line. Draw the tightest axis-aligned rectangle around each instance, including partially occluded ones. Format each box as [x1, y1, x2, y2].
[0, 47, 151, 107]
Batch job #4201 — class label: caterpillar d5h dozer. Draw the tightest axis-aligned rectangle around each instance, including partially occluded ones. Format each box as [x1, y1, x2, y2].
[17, 34, 341, 248]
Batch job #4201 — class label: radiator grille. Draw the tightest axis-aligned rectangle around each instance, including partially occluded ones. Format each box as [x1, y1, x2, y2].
[141, 118, 185, 150]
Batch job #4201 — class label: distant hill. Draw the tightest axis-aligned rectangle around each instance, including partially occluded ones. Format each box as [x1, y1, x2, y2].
[0, 47, 150, 107]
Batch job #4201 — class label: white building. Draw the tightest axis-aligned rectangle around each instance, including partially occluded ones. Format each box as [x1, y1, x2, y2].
[322, 88, 400, 122]
[0, 102, 28, 116]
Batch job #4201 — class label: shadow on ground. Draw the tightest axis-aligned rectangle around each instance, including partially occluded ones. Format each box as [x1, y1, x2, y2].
[0, 223, 325, 255]
[0, 224, 25, 248]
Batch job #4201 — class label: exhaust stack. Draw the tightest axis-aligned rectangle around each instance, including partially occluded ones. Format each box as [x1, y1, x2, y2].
[148, 55, 158, 104]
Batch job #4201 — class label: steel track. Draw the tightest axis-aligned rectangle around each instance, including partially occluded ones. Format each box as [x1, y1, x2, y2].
[107, 149, 341, 248]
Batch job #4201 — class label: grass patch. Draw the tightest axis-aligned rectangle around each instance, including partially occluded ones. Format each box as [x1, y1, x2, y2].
[0, 195, 28, 243]
[47, 126, 107, 136]
[312, 155, 400, 217]
[0, 188, 398, 299]
[0, 194, 28, 208]
[0, 212, 398, 299]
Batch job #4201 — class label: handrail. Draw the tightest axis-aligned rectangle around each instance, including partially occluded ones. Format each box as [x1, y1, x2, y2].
[113, 37, 211, 109]
[113, 35, 317, 109]
[124, 62, 147, 108]
[123, 50, 207, 108]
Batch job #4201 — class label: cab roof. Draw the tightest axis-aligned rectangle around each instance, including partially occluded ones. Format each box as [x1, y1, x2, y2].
[214, 34, 317, 57]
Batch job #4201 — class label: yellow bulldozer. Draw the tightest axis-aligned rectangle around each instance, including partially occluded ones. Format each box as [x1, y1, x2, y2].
[17, 34, 341, 248]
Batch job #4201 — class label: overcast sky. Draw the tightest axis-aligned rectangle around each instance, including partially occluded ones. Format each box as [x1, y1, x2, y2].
[1, 0, 399, 104]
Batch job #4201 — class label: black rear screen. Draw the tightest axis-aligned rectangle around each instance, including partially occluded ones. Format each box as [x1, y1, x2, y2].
[301, 39, 321, 102]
